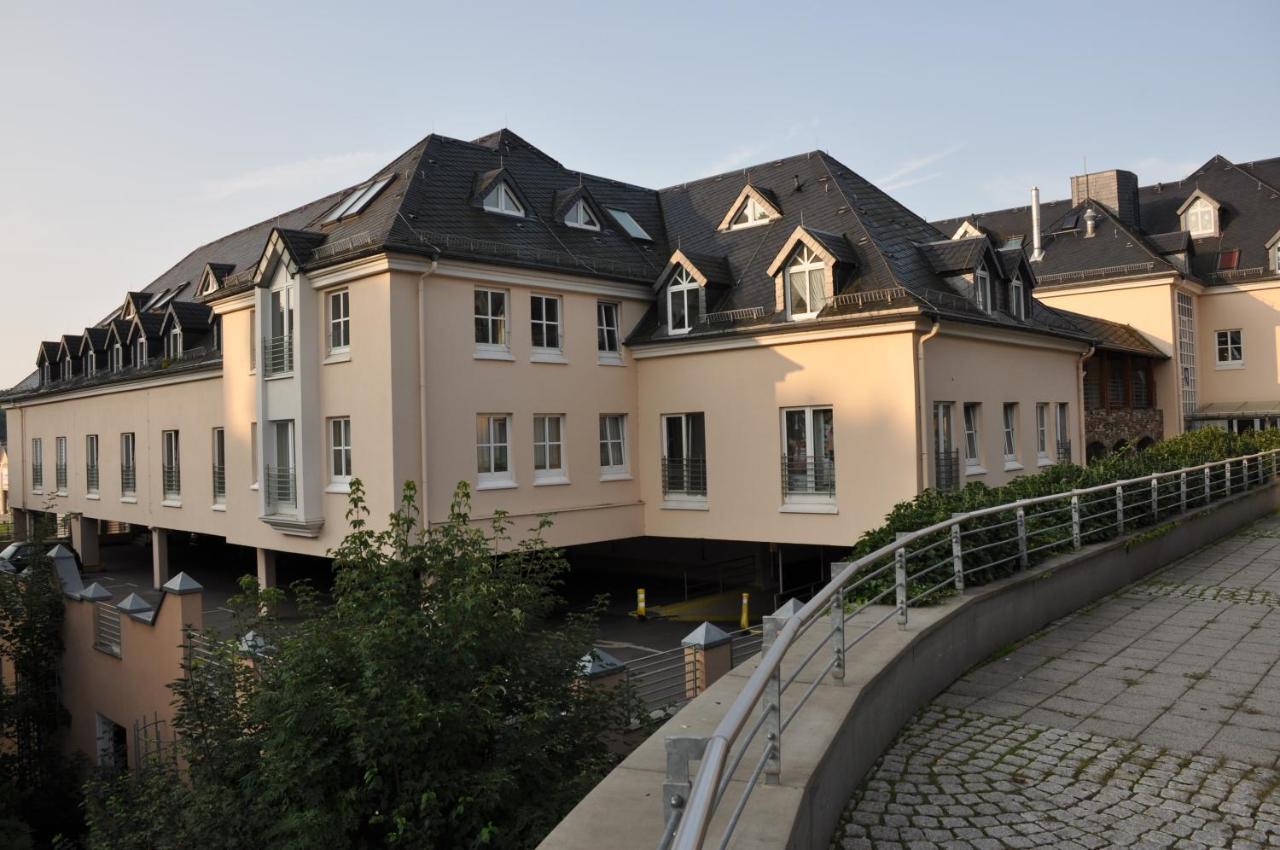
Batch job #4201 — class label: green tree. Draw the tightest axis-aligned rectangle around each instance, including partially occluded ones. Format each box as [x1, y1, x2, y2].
[85, 481, 635, 849]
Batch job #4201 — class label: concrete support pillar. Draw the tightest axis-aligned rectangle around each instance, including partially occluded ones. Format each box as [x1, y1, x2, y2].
[10, 508, 29, 542]
[150, 527, 169, 590]
[71, 515, 100, 568]
[682, 622, 733, 700]
[256, 548, 277, 589]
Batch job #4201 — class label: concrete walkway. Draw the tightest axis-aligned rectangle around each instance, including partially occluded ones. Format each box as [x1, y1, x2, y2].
[834, 513, 1280, 849]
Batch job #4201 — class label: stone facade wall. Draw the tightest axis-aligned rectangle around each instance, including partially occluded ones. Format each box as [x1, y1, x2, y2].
[1086, 407, 1164, 452]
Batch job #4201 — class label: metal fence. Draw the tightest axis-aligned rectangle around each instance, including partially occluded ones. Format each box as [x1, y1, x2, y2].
[94, 603, 122, 657]
[121, 464, 137, 496]
[662, 457, 708, 498]
[657, 448, 1280, 850]
[132, 712, 175, 772]
[86, 463, 100, 494]
[265, 466, 296, 509]
[212, 464, 226, 504]
[780, 456, 835, 498]
[162, 465, 181, 500]
[263, 334, 293, 375]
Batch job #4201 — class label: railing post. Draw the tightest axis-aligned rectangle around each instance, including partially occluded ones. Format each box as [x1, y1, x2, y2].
[950, 515, 964, 591]
[761, 606, 791, 786]
[830, 592, 845, 682]
[1150, 477, 1159, 519]
[1180, 472, 1188, 514]
[1016, 506, 1028, 569]
[1243, 458, 1249, 490]
[1225, 461, 1231, 496]
[1071, 495, 1081, 549]
[663, 736, 707, 829]
[1115, 485, 1125, 535]
[1204, 465, 1212, 504]
[894, 533, 908, 628]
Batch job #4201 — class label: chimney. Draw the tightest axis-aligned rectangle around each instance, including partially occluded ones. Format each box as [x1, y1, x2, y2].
[1083, 207, 1099, 238]
[1030, 186, 1044, 262]
[1070, 169, 1140, 230]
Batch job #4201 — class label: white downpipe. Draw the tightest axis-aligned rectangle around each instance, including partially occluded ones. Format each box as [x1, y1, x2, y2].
[418, 259, 438, 529]
[916, 320, 942, 490]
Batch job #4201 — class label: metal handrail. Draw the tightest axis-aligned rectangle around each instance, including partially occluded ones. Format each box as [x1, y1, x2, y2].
[663, 448, 1280, 850]
[263, 334, 293, 375]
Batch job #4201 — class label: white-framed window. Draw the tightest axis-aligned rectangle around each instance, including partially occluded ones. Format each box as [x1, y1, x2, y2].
[1215, 329, 1243, 368]
[1002, 403, 1019, 467]
[1036, 403, 1049, 461]
[474, 288, 509, 352]
[134, 336, 147, 367]
[781, 406, 835, 500]
[41, 361, 50, 385]
[974, 264, 992, 313]
[564, 199, 600, 230]
[662, 413, 707, 499]
[86, 434, 99, 495]
[482, 182, 524, 217]
[786, 245, 827, 320]
[250, 422, 259, 489]
[667, 267, 700, 334]
[476, 414, 514, 487]
[120, 433, 135, 497]
[86, 351, 97, 377]
[111, 342, 123, 373]
[533, 414, 567, 483]
[1055, 403, 1070, 461]
[328, 289, 350, 353]
[599, 414, 628, 477]
[162, 429, 181, 499]
[1010, 275, 1025, 320]
[1273, 244, 1280, 273]
[963, 403, 981, 470]
[165, 326, 183, 360]
[597, 301, 621, 359]
[1184, 197, 1216, 237]
[60, 359, 72, 380]
[729, 195, 774, 229]
[1177, 291, 1197, 416]
[55, 436, 67, 494]
[212, 427, 226, 505]
[530, 294, 563, 353]
[31, 438, 43, 491]
[329, 417, 352, 485]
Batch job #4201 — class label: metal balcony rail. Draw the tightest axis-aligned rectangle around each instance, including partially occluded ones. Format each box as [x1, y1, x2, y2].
[120, 464, 137, 496]
[935, 448, 961, 492]
[55, 463, 68, 492]
[830, 286, 911, 310]
[1036, 262, 1156, 286]
[265, 465, 296, 509]
[702, 306, 768, 325]
[662, 457, 708, 498]
[86, 464, 100, 494]
[1207, 266, 1267, 284]
[262, 334, 293, 375]
[162, 465, 181, 499]
[212, 464, 226, 503]
[781, 455, 836, 497]
[32, 464, 43, 490]
[658, 448, 1280, 850]
[94, 603, 122, 657]
[1057, 440, 1073, 465]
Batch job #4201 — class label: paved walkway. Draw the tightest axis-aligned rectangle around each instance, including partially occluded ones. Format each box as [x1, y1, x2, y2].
[834, 513, 1280, 849]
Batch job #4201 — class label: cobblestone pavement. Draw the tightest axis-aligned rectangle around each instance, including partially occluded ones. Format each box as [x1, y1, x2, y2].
[834, 514, 1280, 849]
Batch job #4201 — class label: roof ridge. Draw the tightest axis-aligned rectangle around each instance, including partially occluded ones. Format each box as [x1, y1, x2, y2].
[658, 150, 825, 193]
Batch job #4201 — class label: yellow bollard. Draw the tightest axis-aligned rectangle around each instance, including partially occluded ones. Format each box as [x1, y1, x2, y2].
[740, 592, 750, 630]
[637, 587, 646, 620]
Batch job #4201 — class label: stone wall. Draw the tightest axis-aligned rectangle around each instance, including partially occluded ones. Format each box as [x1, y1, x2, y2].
[1086, 407, 1164, 453]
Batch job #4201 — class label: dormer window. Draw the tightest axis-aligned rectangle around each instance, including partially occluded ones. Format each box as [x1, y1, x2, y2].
[1184, 197, 1217, 237]
[41, 362, 51, 385]
[1009, 274, 1025, 320]
[564, 199, 600, 231]
[61, 360, 71, 380]
[974, 264, 992, 313]
[482, 183, 524, 217]
[786, 246, 827, 320]
[135, 337, 147, 366]
[87, 351, 97, 376]
[667, 267, 700, 334]
[111, 343, 123, 373]
[730, 196, 773, 229]
[166, 327, 183, 360]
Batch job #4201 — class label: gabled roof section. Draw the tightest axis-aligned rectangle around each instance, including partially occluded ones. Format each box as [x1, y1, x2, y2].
[120, 291, 151, 320]
[1055, 308, 1168, 358]
[126, 312, 164, 344]
[1176, 187, 1220, 217]
[78, 327, 109, 356]
[196, 263, 235, 297]
[104, 319, 131, 348]
[717, 184, 783, 231]
[252, 228, 327, 284]
[160, 302, 213, 335]
[765, 226, 857, 276]
[57, 335, 82, 361]
[655, 250, 734, 292]
[1147, 231, 1190, 255]
[916, 235, 996, 276]
[36, 342, 59, 366]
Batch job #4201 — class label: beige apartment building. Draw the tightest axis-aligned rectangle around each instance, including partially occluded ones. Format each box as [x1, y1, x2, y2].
[6, 129, 1176, 767]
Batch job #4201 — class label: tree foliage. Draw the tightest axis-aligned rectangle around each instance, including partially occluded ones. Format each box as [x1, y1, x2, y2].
[85, 481, 635, 849]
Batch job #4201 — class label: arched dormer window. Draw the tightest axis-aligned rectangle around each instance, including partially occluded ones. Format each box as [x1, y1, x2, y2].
[111, 342, 123, 372]
[974, 263, 992, 313]
[564, 199, 599, 231]
[1183, 197, 1217, 237]
[786, 246, 827, 320]
[135, 337, 148, 366]
[667, 267, 700, 334]
[166, 326, 183, 360]
[1009, 274, 1025, 320]
[482, 183, 524, 217]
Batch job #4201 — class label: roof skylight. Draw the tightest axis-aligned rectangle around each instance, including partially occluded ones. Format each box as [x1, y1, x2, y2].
[608, 208, 651, 241]
[323, 175, 394, 224]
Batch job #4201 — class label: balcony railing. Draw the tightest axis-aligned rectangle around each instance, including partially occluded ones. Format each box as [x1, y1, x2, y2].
[265, 465, 296, 510]
[212, 464, 226, 504]
[121, 465, 136, 496]
[935, 448, 960, 491]
[1057, 440, 1072, 465]
[781, 455, 836, 498]
[32, 466, 43, 490]
[662, 457, 707, 498]
[262, 334, 293, 375]
[86, 464, 100, 494]
[55, 463, 68, 492]
[162, 465, 181, 500]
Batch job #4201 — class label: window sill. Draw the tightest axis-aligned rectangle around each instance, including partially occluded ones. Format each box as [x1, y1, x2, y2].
[533, 475, 571, 487]
[250, 483, 260, 491]
[1037, 456, 1053, 467]
[661, 498, 708, 511]
[531, 351, 568, 365]
[31, 489, 43, 496]
[161, 499, 182, 508]
[325, 482, 352, 494]
[55, 490, 67, 497]
[1003, 461, 1024, 472]
[779, 502, 838, 514]
[476, 480, 518, 491]
[120, 496, 137, 504]
[474, 348, 515, 362]
[211, 504, 227, 512]
[324, 350, 352, 365]
[965, 465, 987, 477]
[597, 354, 625, 367]
[264, 372, 294, 381]
[1214, 362, 1244, 370]
[600, 471, 632, 482]
[86, 493, 100, 501]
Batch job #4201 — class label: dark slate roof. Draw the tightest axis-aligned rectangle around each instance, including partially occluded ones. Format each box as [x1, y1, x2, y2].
[167, 301, 213, 329]
[133, 313, 164, 340]
[804, 227, 859, 267]
[1054, 309, 1167, 358]
[678, 251, 734, 289]
[275, 229, 327, 265]
[81, 327, 109, 352]
[917, 236, 990, 275]
[933, 154, 1280, 289]
[37, 341, 59, 364]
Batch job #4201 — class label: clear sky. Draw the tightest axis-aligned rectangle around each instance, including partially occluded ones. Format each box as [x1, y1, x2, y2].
[2, 0, 1278, 388]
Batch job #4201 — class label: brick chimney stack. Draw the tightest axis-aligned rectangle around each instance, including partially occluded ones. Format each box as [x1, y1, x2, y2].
[1070, 169, 1141, 230]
